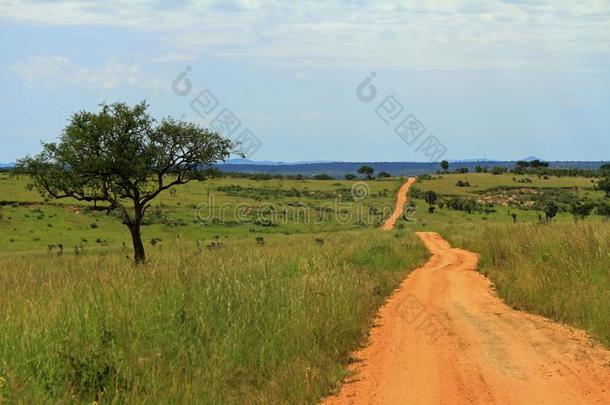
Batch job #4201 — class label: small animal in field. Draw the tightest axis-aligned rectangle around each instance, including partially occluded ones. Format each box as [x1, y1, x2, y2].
[206, 241, 224, 250]
[315, 238, 324, 246]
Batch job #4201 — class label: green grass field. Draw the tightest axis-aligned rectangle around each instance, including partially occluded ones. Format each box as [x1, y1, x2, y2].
[0, 173, 405, 253]
[0, 230, 427, 403]
[2, 171, 610, 403]
[416, 173, 599, 196]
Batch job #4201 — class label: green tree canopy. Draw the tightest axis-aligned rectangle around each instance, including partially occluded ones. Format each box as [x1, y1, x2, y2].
[17, 101, 234, 263]
[598, 177, 610, 197]
[357, 165, 374, 180]
[543, 201, 559, 221]
[424, 190, 438, 206]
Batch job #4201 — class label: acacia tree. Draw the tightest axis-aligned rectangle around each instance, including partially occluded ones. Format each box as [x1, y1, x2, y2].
[424, 190, 438, 213]
[357, 165, 374, 180]
[17, 102, 234, 263]
[598, 176, 610, 197]
[543, 201, 559, 221]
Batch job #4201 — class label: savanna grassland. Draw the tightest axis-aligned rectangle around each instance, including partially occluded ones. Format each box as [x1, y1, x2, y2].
[408, 172, 610, 347]
[0, 172, 428, 403]
[2, 169, 610, 403]
[0, 172, 403, 254]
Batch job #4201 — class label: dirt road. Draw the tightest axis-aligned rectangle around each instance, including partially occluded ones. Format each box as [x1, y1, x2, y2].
[381, 177, 416, 231]
[324, 181, 610, 405]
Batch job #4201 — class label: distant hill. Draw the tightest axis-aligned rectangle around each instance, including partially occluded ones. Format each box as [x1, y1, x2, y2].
[215, 160, 608, 178]
[3, 160, 607, 177]
[224, 158, 336, 166]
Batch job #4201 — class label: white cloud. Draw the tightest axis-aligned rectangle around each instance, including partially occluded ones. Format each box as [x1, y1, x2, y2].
[7, 56, 163, 90]
[1, 0, 609, 72]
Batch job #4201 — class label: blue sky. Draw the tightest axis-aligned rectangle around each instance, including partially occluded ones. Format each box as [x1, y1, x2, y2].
[1, 0, 609, 162]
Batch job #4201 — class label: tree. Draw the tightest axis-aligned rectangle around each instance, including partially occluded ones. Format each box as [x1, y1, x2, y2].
[601, 163, 610, 176]
[377, 171, 392, 178]
[514, 161, 530, 174]
[491, 166, 508, 175]
[474, 165, 484, 173]
[598, 177, 610, 197]
[543, 201, 559, 221]
[440, 160, 449, 173]
[424, 190, 438, 213]
[571, 202, 593, 222]
[345, 173, 357, 180]
[17, 101, 234, 263]
[515, 161, 530, 169]
[357, 165, 374, 180]
[530, 160, 549, 169]
[597, 203, 610, 220]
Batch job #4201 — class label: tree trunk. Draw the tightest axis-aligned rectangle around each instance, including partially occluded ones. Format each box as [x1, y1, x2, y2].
[128, 222, 146, 264]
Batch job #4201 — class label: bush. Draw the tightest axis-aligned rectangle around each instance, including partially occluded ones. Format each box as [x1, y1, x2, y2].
[491, 166, 509, 175]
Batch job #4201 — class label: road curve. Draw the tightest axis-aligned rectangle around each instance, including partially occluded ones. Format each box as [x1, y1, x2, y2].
[381, 177, 416, 231]
[324, 182, 610, 405]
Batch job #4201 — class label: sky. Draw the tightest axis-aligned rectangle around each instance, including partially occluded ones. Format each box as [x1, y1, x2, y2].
[1, 0, 609, 163]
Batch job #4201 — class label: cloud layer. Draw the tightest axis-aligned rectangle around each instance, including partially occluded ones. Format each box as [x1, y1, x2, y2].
[2, 0, 609, 72]
[8, 56, 157, 89]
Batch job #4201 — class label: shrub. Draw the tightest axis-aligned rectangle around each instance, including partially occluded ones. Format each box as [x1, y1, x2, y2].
[491, 166, 508, 175]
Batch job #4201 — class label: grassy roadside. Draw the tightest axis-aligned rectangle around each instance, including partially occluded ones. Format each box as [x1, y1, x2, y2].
[405, 174, 610, 348]
[0, 229, 427, 404]
[447, 222, 610, 347]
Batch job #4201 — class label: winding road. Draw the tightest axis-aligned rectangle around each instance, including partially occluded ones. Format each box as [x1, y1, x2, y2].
[324, 177, 610, 404]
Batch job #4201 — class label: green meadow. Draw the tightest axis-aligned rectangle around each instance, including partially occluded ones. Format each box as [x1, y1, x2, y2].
[1, 170, 610, 403]
[0, 173, 404, 254]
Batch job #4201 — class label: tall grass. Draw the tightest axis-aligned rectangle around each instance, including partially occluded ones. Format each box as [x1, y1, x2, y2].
[451, 222, 610, 346]
[0, 230, 426, 403]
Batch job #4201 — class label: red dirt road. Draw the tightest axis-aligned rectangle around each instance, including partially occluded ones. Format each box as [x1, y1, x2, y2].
[381, 177, 416, 231]
[324, 180, 610, 405]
